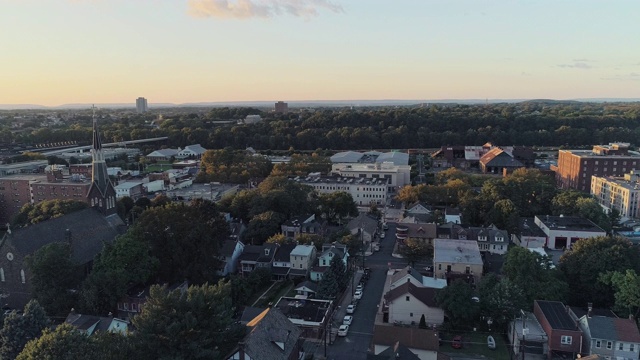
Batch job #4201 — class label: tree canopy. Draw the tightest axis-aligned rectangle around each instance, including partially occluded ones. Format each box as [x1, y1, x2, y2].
[12, 199, 88, 227]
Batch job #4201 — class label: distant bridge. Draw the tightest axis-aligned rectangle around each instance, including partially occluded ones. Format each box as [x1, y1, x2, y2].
[33, 137, 169, 156]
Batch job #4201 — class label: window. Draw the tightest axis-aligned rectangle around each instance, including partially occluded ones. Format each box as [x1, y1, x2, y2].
[619, 343, 624, 351]
[631, 344, 635, 352]
[410, 312, 413, 317]
[607, 341, 612, 349]
[438, 264, 442, 271]
[406, 296, 410, 301]
[0, 268, 3, 282]
[595, 340, 601, 348]
[561, 336, 572, 345]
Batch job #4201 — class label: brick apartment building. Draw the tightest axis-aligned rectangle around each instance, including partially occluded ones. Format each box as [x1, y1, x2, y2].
[552, 143, 640, 192]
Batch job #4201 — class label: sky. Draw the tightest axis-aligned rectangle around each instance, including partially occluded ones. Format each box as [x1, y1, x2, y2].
[1, 0, 639, 106]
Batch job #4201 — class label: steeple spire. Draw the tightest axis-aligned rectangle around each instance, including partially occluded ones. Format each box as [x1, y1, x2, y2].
[90, 106, 109, 193]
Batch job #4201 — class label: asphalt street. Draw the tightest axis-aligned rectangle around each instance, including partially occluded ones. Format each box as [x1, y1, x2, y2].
[326, 223, 407, 360]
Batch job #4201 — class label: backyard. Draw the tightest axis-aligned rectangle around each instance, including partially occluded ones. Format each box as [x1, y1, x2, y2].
[440, 330, 511, 360]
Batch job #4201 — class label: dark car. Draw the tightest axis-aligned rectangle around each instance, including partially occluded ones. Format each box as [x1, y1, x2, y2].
[452, 335, 463, 349]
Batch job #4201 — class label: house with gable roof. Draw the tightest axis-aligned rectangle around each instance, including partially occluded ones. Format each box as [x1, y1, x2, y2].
[146, 148, 180, 161]
[177, 144, 206, 159]
[281, 214, 324, 239]
[347, 213, 378, 244]
[272, 243, 296, 281]
[310, 243, 348, 281]
[217, 222, 246, 276]
[65, 309, 129, 336]
[238, 243, 278, 276]
[370, 325, 439, 360]
[395, 223, 437, 248]
[389, 266, 447, 291]
[226, 308, 304, 360]
[571, 305, 640, 359]
[382, 281, 444, 326]
[289, 244, 316, 278]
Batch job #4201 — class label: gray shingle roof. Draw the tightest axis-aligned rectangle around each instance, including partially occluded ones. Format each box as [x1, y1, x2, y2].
[6, 209, 124, 264]
[241, 308, 302, 360]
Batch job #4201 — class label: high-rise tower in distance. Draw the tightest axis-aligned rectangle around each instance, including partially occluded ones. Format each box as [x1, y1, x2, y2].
[136, 97, 148, 113]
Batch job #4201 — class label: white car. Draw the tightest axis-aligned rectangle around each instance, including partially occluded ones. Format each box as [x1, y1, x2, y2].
[354, 290, 363, 300]
[343, 315, 353, 325]
[338, 324, 349, 336]
[383, 223, 389, 230]
[346, 304, 356, 314]
[356, 284, 363, 292]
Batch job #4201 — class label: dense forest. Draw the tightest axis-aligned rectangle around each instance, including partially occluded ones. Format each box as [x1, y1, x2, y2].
[2, 101, 640, 151]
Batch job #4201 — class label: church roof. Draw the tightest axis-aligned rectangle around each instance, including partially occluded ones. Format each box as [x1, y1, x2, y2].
[5, 208, 125, 264]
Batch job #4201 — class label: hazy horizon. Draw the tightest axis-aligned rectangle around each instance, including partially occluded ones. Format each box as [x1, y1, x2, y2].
[2, 1, 639, 106]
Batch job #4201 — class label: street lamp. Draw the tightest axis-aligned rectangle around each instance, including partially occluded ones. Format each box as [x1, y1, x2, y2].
[487, 317, 493, 332]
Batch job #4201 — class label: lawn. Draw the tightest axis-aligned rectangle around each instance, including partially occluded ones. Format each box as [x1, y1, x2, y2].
[253, 280, 294, 307]
[145, 162, 172, 172]
[441, 331, 510, 360]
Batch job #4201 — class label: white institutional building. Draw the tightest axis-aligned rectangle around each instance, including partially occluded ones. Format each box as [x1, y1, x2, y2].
[591, 170, 640, 220]
[292, 173, 388, 206]
[331, 162, 411, 194]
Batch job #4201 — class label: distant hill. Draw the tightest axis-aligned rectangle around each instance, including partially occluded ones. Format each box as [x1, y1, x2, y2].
[0, 98, 638, 110]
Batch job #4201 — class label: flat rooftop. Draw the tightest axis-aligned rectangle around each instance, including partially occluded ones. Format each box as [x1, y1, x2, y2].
[274, 297, 331, 324]
[536, 300, 575, 330]
[291, 175, 388, 186]
[536, 215, 605, 232]
[434, 239, 483, 265]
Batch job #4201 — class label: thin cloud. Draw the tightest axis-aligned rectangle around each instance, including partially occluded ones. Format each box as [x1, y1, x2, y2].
[557, 62, 592, 69]
[187, 0, 343, 20]
[601, 73, 640, 81]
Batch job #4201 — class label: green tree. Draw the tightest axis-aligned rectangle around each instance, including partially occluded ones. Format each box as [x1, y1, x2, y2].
[317, 256, 347, 299]
[551, 190, 590, 216]
[503, 247, 567, 304]
[486, 199, 520, 235]
[130, 200, 229, 284]
[244, 211, 286, 245]
[12, 199, 89, 227]
[398, 238, 431, 266]
[419, 314, 427, 329]
[477, 274, 528, 329]
[266, 233, 288, 245]
[435, 280, 479, 328]
[319, 192, 358, 224]
[0, 300, 50, 360]
[600, 269, 640, 319]
[17, 323, 92, 360]
[559, 236, 640, 307]
[80, 234, 159, 314]
[132, 282, 242, 360]
[25, 243, 80, 316]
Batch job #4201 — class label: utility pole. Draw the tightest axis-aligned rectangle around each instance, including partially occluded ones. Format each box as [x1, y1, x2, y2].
[360, 223, 365, 269]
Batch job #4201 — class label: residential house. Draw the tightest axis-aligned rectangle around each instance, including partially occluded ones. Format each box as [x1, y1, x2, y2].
[479, 147, 524, 174]
[348, 213, 379, 244]
[534, 215, 606, 250]
[444, 208, 462, 224]
[533, 300, 584, 359]
[117, 281, 188, 319]
[239, 244, 278, 276]
[294, 281, 317, 297]
[405, 202, 432, 223]
[382, 282, 444, 326]
[65, 310, 129, 336]
[395, 223, 437, 248]
[274, 296, 333, 339]
[389, 266, 447, 291]
[217, 222, 246, 276]
[226, 308, 304, 360]
[513, 217, 548, 249]
[290, 244, 316, 278]
[310, 244, 348, 281]
[572, 305, 640, 359]
[176, 144, 206, 159]
[0, 209, 125, 310]
[281, 214, 319, 239]
[146, 148, 180, 161]
[367, 341, 421, 360]
[370, 325, 439, 360]
[474, 225, 509, 255]
[272, 243, 296, 281]
[433, 239, 483, 285]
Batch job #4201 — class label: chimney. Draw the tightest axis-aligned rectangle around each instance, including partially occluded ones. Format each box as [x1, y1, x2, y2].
[238, 341, 245, 360]
[587, 302, 593, 318]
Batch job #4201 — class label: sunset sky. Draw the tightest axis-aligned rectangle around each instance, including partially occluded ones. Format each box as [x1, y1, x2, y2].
[1, 0, 639, 106]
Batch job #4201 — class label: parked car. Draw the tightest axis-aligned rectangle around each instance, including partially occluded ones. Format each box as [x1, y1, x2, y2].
[383, 223, 389, 230]
[356, 284, 363, 292]
[343, 316, 353, 325]
[338, 325, 349, 336]
[487, 335, 496, 350]
[346, 304, 356, 314]
[452, 335, 463, 349]
[354, 290, 363, 300]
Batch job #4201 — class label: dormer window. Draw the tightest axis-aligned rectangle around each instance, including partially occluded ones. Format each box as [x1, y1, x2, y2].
[479, 236, 487, 241]
[264, 249, 270, 256]
[496, 237, 504, 242]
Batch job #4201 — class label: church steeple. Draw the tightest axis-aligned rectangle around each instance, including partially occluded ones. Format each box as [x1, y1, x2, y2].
[91, 105, 109, 194]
